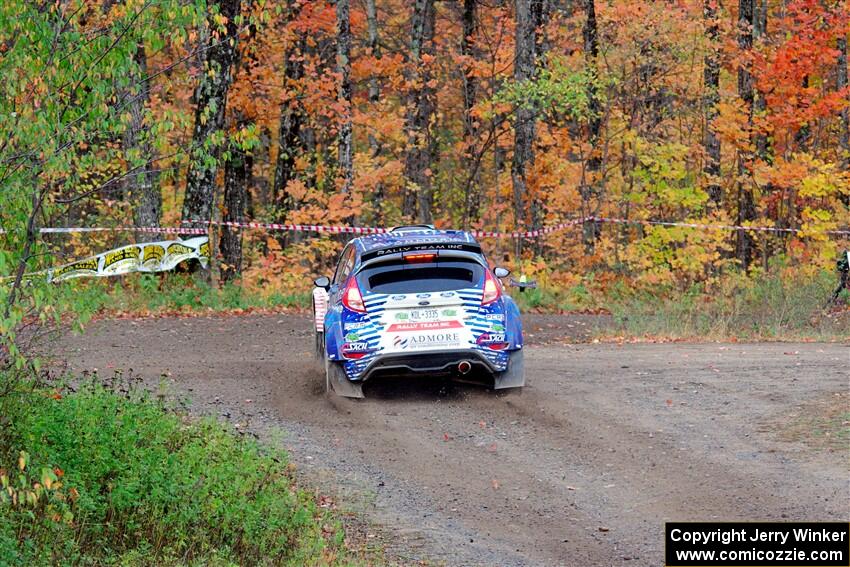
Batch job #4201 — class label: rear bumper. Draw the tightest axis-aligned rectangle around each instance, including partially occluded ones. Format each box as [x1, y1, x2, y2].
[357, 349, 499, 381]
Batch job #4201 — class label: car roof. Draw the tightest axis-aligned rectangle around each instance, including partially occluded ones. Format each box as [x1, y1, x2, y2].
[354, 227, 479, 255]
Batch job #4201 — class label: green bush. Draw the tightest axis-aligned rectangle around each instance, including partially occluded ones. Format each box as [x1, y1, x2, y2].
[0, 382, 350, 566]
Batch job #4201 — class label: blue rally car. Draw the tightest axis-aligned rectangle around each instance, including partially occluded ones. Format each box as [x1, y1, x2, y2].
[312, 226, 524, 398]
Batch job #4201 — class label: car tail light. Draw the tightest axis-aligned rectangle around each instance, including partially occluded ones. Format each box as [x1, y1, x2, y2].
[342, 277, 366, 313]
[404, 253, 437, 263]
[481, 269, 501, 305]
[342, 345, 369, 359]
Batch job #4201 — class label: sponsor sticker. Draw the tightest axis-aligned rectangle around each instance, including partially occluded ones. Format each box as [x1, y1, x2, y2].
[166, 242, 193, 256]
[345, 332, 360, 341]
[484, 313, 505, 321]
[52, 258, 99, 281]
[343, 321, 370, 330]
[441, 308, 457, 317]
[142, 244, 165, 266]
[387, 320, 463, 332]
[392, 332, 461, 350]
[102, 246, 141, 274]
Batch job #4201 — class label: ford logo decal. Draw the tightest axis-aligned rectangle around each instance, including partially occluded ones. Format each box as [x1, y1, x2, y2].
[418, 301, 430, 306]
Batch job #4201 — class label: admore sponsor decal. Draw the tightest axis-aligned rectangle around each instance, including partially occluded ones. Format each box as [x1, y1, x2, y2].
[392, 332, 462, 350]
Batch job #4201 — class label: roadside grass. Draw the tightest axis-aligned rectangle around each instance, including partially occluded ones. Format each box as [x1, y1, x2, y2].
[63, 273, 310, 317]
[602, 269, 849, 341]
[0, 378, 360, 566]
[777, 392, 850, 452]
[55, 267, 848, 340]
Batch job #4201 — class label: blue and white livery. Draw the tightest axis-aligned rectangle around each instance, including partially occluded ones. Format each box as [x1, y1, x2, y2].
[312, 226, 524, 398]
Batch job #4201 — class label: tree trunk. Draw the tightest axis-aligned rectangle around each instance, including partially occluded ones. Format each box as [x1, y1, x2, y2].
[272, 5, 305, 217]
[530, 0, 550, 249]
[123, 45, 161, 241]
[838, 34, 848, 172]
[461, 0, 481, 225]
[703, 0, 722, 207]
[181, 0, 241, 233]
[365, 0, 385, 222]
[221, 113, 251, 283]
[403, 0, 436, 223]
[753, 0, 769, 160]
[511, 0, 536, 248]
[736, 0, 757, 269]
[581, 0, 602, 251]
[336, 0, 353, 202]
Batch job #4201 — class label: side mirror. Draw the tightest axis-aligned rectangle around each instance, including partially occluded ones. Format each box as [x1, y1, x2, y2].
[493, 267, 510, 278]
[314, 276, 330, 289]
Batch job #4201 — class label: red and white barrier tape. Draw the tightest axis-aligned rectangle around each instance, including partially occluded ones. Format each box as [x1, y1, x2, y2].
[2, 217, 848, 238]
[181, 219, 387, 235]
[184, 217, 850, 239]
[0, 226, 207, 235]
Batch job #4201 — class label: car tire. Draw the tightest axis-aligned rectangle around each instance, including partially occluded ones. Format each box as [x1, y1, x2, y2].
[493, 349, 525, 391]
[325, 358, 365, 399]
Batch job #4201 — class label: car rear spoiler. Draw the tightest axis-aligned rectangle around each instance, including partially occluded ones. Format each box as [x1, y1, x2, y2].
[360, 242, 482, 262]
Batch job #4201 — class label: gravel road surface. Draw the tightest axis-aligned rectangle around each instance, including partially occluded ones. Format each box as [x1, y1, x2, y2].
[56, 314, 849, 566]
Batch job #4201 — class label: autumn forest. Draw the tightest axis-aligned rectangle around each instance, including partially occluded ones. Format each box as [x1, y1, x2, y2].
[1, 0, 849, 300]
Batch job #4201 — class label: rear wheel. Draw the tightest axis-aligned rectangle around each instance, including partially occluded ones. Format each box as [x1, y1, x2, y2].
[325, 358, 365, 399]
[493, 349, 525, 391]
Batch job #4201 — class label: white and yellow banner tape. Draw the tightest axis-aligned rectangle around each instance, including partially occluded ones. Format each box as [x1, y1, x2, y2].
[4, 237, 209, 284]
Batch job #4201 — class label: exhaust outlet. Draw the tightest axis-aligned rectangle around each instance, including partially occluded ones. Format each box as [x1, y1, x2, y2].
[457, 360, 472, 375]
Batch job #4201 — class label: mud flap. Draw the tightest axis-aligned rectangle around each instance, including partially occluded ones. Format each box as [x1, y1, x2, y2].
[493, 349, 525, 390]
[326, 359, 364, 398]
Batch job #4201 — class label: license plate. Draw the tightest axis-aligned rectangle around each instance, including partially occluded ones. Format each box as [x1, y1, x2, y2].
[408, 308, 439, 322]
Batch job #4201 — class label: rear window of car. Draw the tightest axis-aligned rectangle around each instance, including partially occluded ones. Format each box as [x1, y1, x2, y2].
[357, 259, 484, 294]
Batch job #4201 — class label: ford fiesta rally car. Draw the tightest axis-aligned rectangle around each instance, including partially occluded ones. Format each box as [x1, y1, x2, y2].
[312, 226, 524, 398]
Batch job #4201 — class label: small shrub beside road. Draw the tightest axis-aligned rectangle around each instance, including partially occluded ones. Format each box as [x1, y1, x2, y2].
[0, 379, 354, 566]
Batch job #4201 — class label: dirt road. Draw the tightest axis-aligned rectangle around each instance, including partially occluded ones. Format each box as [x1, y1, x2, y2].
[56, 314, 849, 566]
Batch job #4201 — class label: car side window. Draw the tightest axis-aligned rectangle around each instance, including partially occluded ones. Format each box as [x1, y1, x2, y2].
[333, 246, 355, 285]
